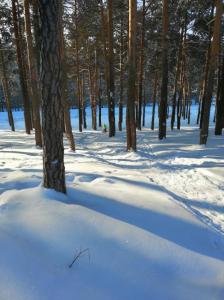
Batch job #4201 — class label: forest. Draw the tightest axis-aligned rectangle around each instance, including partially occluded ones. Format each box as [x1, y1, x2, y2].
[0, 0, 224, 299]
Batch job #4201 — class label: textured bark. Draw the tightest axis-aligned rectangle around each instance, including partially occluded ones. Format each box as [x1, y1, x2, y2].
[137, 0, 145, 130]
[142, 79, 146, 127]
[38, 0, 66, 193]
[158, 0, 169, 140]
[24, 0, 42, 147]
[215, 53, 224, 135]
[200, 0, 222, 145]
[12, 0, 32, 134]
[0, 40, 15, 131]
[108, 0, 116, 137]
[126, 0, 137, 151]
[59, 4, 75, 151]
[99, 73, 102, 127]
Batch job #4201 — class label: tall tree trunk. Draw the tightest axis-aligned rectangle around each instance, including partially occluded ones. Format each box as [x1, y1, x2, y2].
[215, 52, 224, 135]
[108, 0, 115, 137]
[137, 0, 145, 130]
[118, 13, 124, 131]
[38, 0, 66, 193]
[151, 71, 158, 130]
[200, 0, 222, 145]
[12, 0, 32, 134]
[158, 0, 169, 140]
[60, 3, 75, 151]
[171, 26, 183, 130]
[0, 40, 15, 131]
[24, 0, 42, 147]
[74, 0, 82, 132]
[81, 72, 87, 129]
[126, 0, 137, 151]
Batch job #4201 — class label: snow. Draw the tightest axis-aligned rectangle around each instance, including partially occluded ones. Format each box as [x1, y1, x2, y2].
[0, 105, 224, 300]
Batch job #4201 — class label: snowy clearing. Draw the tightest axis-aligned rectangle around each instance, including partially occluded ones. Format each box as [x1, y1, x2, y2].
[0, 107, 224, 300]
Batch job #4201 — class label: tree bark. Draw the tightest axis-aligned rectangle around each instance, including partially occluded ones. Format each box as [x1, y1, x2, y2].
[24, 0, 42, 147]
[12, 0, 32, 134]
[158, 0, 169, 140]
[38, 0, 66, 193]
[126, 0, 137, 151]
[108, 0, 116, 137]
[200, 0, 222, 144]
[137, 0, 145, 130]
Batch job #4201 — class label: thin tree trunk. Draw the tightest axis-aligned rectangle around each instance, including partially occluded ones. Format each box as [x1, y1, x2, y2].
[0, 38, 15, 131]
[137, 0, 145, 130]
[118, 13, 124, 131]
[24, 0, 42, 147]
[12, 0, 32, 134]
[151, 72, 158, 130]
[108, 0, 115, 137]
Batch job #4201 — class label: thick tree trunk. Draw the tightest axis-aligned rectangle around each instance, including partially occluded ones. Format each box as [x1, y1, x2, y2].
[24, 0, 42, 147]
[126, 0, 137, 151]
[38, 0, 66, 193]
[200, 0, 222, 145]
[12, 0, 32, 134]
[158, 0, 169, 140]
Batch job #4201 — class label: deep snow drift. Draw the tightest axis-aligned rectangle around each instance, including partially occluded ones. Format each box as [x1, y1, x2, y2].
[0, 106, 224, 300]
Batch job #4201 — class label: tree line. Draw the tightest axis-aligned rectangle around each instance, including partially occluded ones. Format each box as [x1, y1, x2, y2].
[0, 0, 223, 193]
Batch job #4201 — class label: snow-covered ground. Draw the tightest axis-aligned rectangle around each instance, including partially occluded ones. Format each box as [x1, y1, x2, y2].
[0, 106, 224, 300]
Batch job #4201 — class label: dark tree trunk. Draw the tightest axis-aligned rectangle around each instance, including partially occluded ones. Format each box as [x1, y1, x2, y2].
[137, 0, 145, 130]
[126, 0, 137, 151]
[215, 53, 224, 135]
[108, 0, 116, 137]
[12, 0, 32, 134]
[24, 0, 42, 147]
[0, 39, 15, 131]
[38, 0, 66, 193]
[158, 0, 169, 140]
[118, 13, 124, 131]
[151, 72, 158, 130]
[200, 0, 222, 144]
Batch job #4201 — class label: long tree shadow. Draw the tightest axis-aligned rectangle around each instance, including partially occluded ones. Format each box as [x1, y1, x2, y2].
[64, 182, 224, 261]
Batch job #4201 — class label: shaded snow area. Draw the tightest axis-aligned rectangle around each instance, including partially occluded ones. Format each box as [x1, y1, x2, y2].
[0, 107, 224, 300]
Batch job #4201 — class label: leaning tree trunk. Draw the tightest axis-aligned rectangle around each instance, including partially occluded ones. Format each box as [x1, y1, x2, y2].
[38, 0, 66, 193]
[12, 0, 32, 134]
[126, 0, 137, 151]
[0, 39, 15, 131]
[158, 0, 169, 140]
[200, 0, 222, 145]
[108, 0, 116, 137]
[24, 0, 42, 147]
